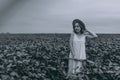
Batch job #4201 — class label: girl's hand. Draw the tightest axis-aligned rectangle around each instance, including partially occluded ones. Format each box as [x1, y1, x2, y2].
[84, 28, 98, 38]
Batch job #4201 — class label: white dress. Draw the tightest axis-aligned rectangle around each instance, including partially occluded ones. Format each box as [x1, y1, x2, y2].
[68, 33, 86, 74]
[70, 33, 86, 60]
[73, 33, 86, 60]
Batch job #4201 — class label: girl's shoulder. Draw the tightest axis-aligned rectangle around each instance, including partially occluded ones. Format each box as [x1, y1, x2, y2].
[70, 31, 75, 39]
[70, 31, 75, 37]
[70, 32, 86, 37]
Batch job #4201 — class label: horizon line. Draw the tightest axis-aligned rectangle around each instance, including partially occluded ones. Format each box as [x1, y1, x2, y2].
[0, 32, 120, 34]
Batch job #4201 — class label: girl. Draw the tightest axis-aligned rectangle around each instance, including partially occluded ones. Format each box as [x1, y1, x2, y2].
[67, 19, 98, 77]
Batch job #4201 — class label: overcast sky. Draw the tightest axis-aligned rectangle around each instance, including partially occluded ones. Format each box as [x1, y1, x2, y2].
[0, 0, 120, 33]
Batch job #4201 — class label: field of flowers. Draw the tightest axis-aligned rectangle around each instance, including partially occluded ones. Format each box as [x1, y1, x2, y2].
[0, 33, 120, 80]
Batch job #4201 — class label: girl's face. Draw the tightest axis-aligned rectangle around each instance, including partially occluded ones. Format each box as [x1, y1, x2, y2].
[74, 23, 81, 33]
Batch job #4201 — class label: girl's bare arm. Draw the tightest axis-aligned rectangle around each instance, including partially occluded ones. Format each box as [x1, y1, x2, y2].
[69, 33, 75, 57]
[84, 29, 98, 38]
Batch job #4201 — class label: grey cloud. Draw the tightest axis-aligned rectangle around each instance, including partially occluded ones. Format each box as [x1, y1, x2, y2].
[0, 0, 120, 33]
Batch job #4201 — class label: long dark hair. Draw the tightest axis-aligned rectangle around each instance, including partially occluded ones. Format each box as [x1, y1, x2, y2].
[72, 19, 86, 34]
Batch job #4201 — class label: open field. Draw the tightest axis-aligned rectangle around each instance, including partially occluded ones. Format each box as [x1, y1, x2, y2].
[0, 33, 120, 80]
